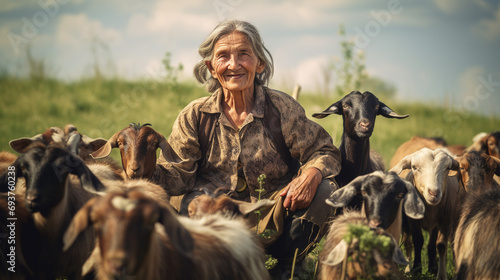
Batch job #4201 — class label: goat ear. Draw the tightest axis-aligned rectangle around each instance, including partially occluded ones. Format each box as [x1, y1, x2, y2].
[81, 135, 107, 152]
[322, 240, 348, 267]
[401, 179, 425, 219]
[158, 135, 182, 164]
[312, 101, 342, 119]
[236, 199, 275, 215]
[390, 155, 412, 175]
[9, 135, 44, 153]
[63, 197, 97, 252]
[391, 236, 409, 265]
[90, 131, 120, 159]
[449, 156, 460, 171]
[159, 204, 194, 258]
[68, 154, 106, 193]
[326, 175, 364, 208]
[378, 102, 409, 119]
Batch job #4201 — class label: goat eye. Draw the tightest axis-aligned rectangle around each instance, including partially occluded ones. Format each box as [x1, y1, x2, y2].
[397, 193, 404, 199]
[375, 104, 380, 111]
[342, 104, 350, 110]
[361, 191, 367, 196]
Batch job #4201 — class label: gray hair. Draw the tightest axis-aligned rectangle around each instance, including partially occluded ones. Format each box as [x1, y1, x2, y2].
[193, 20, 274, 93]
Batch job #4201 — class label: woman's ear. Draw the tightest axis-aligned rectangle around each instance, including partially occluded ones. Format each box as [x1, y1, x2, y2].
[256, 60, 266, 74]
[205, 61, 216, 77]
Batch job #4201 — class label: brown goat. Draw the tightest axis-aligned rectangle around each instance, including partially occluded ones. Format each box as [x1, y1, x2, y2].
[466, 131, 500, 158]
[188, 192, 275, 219]
[456, 151, 500, 192]
[319, 210, 407, 280]
[64, 188, 270, 280]
[91, 123, 172, 180]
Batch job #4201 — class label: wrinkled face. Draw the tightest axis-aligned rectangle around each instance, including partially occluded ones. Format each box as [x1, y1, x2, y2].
[118, 127, 159, 179]
[340, 92, 380, 139]
[409, 149, 453, 205]
[362, 175, 406, 229]
[93, 193, 158, 277]
[207, 31, 265, 94]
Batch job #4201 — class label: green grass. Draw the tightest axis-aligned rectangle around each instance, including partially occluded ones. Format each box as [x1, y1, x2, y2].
[2, 77, 499, 280]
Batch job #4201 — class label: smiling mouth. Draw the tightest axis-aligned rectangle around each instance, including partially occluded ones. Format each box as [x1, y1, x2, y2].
[226, 74, 244, 79]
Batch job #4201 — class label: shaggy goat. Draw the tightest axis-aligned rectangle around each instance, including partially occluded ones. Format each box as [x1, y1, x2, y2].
[63, 188, 270, 280]
[0, 142, 106, 279]
[313, 91, 408, 209]
[326, 171, 425, 242]
[454, 187, 500, 280]
[391, 147, 465, 280]
[319, 210, 407, 280]
[90, 123, 172, 180]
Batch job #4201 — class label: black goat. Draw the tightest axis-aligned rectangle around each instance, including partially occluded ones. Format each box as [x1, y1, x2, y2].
[313, 91, 408, 208]
[0, 142, 105, 279]
[326, 171, 424, 241]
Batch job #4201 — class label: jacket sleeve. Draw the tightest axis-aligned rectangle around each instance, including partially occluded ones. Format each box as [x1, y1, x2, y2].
[152, 103, 202, 196]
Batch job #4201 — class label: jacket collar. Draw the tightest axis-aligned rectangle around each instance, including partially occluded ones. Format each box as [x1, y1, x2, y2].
[199, 84, 266, 118]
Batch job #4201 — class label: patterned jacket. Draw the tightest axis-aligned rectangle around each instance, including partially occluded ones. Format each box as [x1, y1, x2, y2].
[152, 85, 341, 199]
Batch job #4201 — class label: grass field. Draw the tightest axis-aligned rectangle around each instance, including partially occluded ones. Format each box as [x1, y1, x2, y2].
[1, 76, 499, 280]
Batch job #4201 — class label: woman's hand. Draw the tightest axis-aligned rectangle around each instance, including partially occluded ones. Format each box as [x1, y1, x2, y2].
[280, 167, 322, 212]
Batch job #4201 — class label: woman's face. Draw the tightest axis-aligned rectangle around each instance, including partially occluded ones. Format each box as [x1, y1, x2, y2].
[207, 31, 265, 93]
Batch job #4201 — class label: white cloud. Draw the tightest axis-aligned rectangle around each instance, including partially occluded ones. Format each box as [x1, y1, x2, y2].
[474, 6, 500, 40]
[56, 14, 122, 46]
[126, 0, 215, 37]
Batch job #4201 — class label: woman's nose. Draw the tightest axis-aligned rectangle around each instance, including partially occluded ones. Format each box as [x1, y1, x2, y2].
[228, 54, 239, 69]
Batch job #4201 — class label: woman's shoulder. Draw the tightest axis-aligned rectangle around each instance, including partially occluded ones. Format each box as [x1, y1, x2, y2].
[264, 86, 304, 113]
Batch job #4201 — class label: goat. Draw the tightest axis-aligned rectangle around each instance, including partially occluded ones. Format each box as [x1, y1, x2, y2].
[187, 191, 275, 219]
[455, 151, 500, 192]
[0, 151, 17, 175]
[391, 147, 465, 280]
[313, 91, 408, 209]
[0, 193, 41, 280]
[326, 171, 425, 242]
[63, 188, 270, 280]
[0, 142, 106, 279]
[390, 136, 466, 169]
[466, 131, 500, 158]
[9, 124, 107, 160]
[90, 123, 172, 180]
[319, 210, 407, 280]
[453, 187, 500, 280]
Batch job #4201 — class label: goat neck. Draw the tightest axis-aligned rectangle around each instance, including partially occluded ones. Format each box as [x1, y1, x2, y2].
[338, 132, 371, 187]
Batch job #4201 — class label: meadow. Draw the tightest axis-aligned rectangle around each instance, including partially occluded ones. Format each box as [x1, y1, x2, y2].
[1, 76, 499, 279]
[1, 77, 498, 167]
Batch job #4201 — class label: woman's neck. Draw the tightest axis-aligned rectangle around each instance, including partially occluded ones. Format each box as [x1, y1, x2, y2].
[222, 86, 255, 129]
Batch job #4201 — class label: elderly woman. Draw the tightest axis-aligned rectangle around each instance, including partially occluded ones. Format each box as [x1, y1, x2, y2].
[153, 20, 341, 267]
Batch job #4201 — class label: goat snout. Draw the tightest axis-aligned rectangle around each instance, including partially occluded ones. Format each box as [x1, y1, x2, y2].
[369, 218, 382, 228]
[106, 255, 127, 275]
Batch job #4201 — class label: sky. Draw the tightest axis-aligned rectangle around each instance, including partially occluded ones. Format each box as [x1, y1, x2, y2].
[1, 0, 500, 116]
